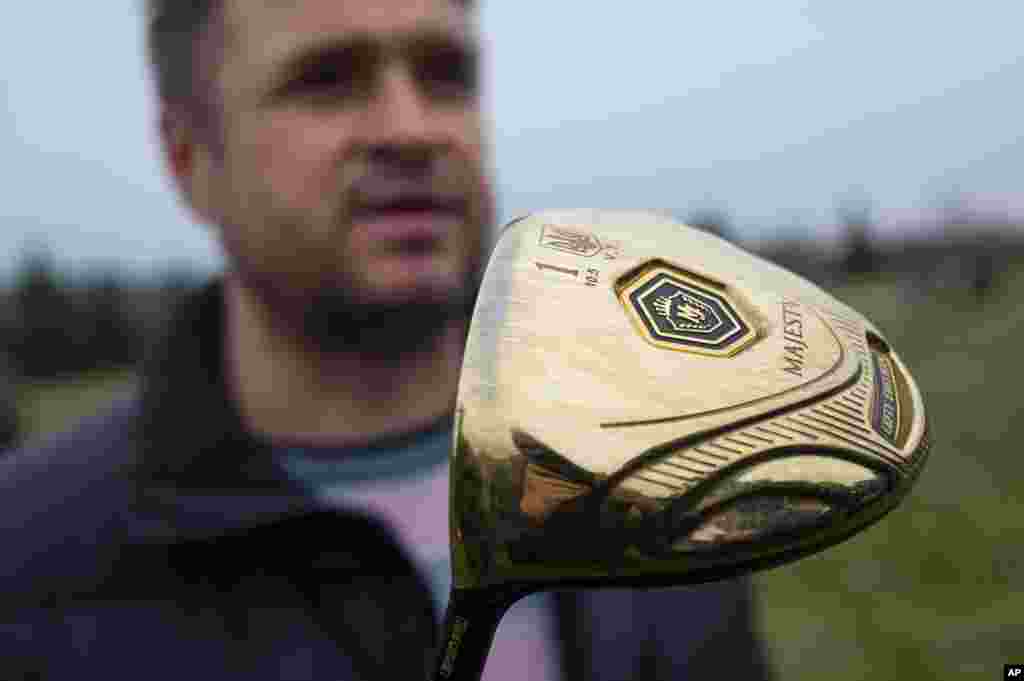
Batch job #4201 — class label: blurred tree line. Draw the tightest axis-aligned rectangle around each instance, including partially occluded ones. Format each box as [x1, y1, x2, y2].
[4, 211, 1021, 382]
[2, 207, 1022, 451]
[0, 242, 203, 383]
[688, 203, 1021, 295]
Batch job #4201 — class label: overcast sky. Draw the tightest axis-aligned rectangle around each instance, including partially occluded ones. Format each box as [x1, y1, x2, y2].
[2, 1, 1022, 285]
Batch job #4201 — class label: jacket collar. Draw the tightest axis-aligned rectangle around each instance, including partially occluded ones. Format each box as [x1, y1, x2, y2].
[116, 276, 330, 545]
[122, 275, 453, 549]
[131, 276, 304, 493]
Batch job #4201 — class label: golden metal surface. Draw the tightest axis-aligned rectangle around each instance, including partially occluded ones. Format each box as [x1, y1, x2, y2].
[451, 210, 930, 591]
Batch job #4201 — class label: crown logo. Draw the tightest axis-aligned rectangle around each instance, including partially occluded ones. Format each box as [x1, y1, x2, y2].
[620, 262, 758, 356]
[653, 291, 710, 331]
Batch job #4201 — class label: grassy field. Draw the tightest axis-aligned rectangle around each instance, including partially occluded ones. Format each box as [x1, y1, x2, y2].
[14, 365, 138, 446]
[15, 264, 1024, 679]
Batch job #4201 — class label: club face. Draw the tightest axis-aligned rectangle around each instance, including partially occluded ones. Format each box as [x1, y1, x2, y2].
[451, 210, 930, 594]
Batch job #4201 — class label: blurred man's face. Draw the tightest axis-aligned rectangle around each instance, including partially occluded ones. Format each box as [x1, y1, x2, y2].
[188, 0, 491, 355]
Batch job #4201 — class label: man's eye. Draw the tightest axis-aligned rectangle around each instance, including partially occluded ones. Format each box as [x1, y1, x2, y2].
[292, 65, 351, 92]
[417, 48, 478, 98]
[285, 61, 375, 103]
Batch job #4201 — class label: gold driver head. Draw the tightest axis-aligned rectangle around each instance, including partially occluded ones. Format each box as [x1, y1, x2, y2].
[451, 210, 930, 592]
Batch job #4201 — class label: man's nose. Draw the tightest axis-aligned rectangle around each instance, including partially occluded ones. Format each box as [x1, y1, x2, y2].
[365, 62, 441, 148]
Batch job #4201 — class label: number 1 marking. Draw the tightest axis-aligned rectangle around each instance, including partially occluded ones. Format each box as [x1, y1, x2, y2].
[535, 262, 579, 278]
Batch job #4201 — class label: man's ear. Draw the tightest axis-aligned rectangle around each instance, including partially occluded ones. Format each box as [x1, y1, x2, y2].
[160, 108, 219, 226]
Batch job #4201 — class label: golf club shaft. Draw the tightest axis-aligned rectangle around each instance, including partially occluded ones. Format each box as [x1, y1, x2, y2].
[432, 587, 524, 681]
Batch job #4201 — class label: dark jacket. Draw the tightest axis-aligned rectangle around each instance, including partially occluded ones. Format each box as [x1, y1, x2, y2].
[0, 353, 20, 451]
[0, 278, 774, 680]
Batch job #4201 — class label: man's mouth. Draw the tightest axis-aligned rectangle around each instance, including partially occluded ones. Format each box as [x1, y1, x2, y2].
[350, 193, 467, 250]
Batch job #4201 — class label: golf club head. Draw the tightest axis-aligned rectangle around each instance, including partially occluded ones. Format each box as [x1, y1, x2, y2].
[451, 209, 930, 594]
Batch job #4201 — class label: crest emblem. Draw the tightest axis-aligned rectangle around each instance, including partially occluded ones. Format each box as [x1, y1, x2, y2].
[652, 291, 721, 333]
[539, 225, 603, 257]
[618, 261, 757, 357]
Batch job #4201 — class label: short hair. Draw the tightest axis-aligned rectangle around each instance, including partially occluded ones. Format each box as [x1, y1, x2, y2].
[145, 0, 223, 123]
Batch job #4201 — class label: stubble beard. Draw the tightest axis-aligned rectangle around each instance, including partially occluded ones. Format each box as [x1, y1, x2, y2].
[226, 215, 487, 366]
[298, 261, 482, 361]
